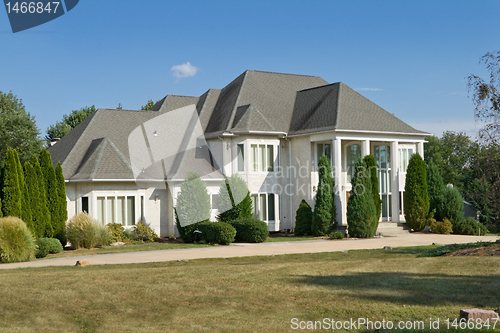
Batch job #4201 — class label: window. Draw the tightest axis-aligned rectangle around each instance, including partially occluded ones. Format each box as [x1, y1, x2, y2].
[316, 143, 331, 166]
[251, 193, 279, 222]
[211, 194, 220, 211]
[346, 144, 361, 183]
[96, 195, 136, 226]
[81, 197, 89, 213]
[398, 148, 413, 172]
[250, 143, 276, 173]
[237, 144, 245, 172]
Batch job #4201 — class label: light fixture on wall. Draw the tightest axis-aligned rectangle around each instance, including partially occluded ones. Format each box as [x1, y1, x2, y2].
[154, 194, 159, 202]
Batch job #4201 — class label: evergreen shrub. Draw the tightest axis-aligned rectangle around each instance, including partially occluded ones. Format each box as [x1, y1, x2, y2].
[312, 155, 335, 236]
[217, 175, 253, 222]
[229, 218, 268, 243]
[404, 153, 429, 231]
[131, 220, 158, 243]
[35, 238, 63, 258]
[453, 218, 489, 236]
[347, 160, 378, 238]
[329, 231, 344, 240]
[0, 216, 36, 263]
[294, 200, 313, 236]
[197, 221, 236, 245]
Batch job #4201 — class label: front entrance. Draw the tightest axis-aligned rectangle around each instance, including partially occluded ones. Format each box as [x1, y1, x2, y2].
[373, 144, 392, 221]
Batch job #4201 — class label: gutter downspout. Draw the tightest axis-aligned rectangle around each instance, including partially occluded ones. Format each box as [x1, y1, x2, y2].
[285, 135, 293, 232]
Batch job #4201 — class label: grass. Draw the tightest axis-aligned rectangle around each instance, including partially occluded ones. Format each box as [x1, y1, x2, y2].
[1, 246, 499, 332]
[43, 242, 213, 259]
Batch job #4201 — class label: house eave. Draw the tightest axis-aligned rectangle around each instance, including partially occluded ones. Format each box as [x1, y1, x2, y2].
[287, 128, 431, 138]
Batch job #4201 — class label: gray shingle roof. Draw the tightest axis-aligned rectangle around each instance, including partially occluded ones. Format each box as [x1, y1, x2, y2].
[49, 70, 428, 181]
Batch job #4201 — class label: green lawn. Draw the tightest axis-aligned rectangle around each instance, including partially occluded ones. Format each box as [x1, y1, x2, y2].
[1, 247, 499, 332]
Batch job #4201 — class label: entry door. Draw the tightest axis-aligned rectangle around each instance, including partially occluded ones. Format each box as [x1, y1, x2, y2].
[374, 145, 392, 221]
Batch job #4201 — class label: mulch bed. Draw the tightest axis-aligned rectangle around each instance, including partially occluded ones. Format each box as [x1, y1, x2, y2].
[444, 244, 500, 256]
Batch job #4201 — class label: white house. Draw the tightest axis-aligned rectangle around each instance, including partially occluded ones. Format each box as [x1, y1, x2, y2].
[49, 70, 430, 237]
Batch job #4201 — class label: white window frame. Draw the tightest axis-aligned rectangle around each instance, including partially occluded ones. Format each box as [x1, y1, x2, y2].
[249, 142, 277, 174]
[92, 191, 143, 227]
[250, 192, 279, 223]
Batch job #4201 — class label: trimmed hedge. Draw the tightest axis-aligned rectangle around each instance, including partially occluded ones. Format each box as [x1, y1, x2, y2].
[36, 238, 63, 258]
[197, 221, 236, 245]
[453, 218, 489, 236]
[294, 200, 313, 236]
[230, 219, 268, 243]
[0, 216, 36, 263]
[329, 231, 344, 240]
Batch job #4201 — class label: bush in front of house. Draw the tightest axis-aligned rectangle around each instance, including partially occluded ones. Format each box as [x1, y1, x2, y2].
[217, 174, 253, 222]
[363, 154, 382, 222]
[229, 218, 268, 243]
[197, 221, 236, 245]
[312, 155, 335, 236]
[0, 216, 36, 263]
[453, 218, 489, 236]
[131, 220, 158, 243]
[347, 159, 378, 238]
[404, 153, 429, 231]
[329, 231, 344, 240]
[175, 173, 211, 243]
[294, 200, 313, 236]
[428, 218, 453, 235]
[35, 238, 63, 258]
[66, 212, 111, 249]
[107, 223, 125, 242]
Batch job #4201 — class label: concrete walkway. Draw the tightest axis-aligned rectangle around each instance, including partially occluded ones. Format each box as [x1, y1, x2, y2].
[1, 234, 498, 270]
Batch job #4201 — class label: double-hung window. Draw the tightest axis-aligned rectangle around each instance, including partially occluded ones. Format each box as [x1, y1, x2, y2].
[251, 144, 275, 172]
[96, 195, 136, 226]
[251, 193, 278, 222]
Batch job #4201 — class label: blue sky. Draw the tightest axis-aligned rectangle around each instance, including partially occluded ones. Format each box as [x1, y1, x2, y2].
[1, 0, 499, 139]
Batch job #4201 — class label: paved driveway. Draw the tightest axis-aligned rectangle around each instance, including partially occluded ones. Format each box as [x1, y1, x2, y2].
[0, 234, 498, 270]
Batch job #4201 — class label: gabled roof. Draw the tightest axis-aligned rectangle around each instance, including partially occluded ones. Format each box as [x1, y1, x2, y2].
[231, 104, 276, 132]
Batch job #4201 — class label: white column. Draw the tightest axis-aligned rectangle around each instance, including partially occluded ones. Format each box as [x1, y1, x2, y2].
[332, 138, 344, 225]
[417, 141, 424, 159]
[391, 141, 399, 222]
[361, 139, 370, 157]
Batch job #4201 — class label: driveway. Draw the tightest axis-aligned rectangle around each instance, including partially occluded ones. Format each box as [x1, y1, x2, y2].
[0, 234, 498, 270]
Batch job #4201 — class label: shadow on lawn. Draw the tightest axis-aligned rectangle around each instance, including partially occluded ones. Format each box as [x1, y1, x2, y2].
[291, 272, 500, 308]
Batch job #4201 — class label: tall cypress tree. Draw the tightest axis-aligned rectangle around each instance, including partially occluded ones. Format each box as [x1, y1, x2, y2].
[2, 149, 21, 217]
[426, 159, 445, 221]
[14, 150, 33, 231]
[404, 153, 429, 231]
[55, 162, 67, 244]
[31, 154, 52, 237]
[347, 159, 378, 238]
[25, 161, 44, 238]
[217, 174, 252, 222]
[312, 155, 334, 236]
[363, 155, 381, 222]
[40, 149, 59, 236]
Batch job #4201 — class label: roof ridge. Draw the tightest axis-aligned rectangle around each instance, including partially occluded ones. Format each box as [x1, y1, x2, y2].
[225, 71, 249, 132]
[298, 82, 339, 93]
[106, 139, 134, 173]
[335, 82, 343, 131]
[61, 111, 99, 175]
[247, 69, 323, 79]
